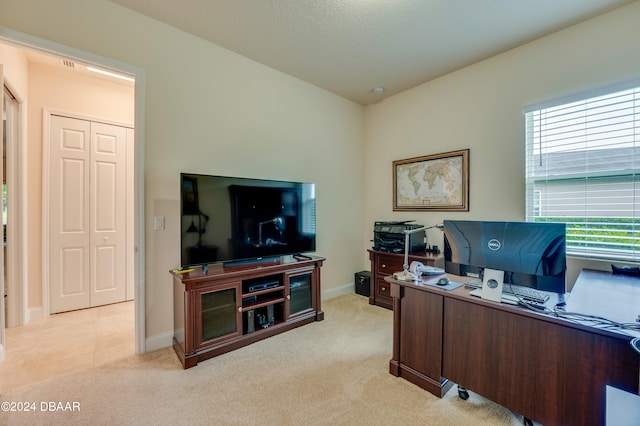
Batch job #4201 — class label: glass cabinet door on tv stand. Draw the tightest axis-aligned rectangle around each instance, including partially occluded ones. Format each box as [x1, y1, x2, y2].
[196, 282, 242, 348]
[286, 270, 314, 318]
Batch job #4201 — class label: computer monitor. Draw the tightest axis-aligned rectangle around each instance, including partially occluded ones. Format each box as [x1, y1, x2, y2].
[443, 220, 566, 293]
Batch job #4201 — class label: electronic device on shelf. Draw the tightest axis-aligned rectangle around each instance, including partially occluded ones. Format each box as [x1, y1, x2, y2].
[444, 220, 567, 295]
[247, 280, 280, 293]
[180, 173, 316, 267]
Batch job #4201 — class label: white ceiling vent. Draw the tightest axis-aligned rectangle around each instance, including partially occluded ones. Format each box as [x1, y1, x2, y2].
[60, 59, 76, 69]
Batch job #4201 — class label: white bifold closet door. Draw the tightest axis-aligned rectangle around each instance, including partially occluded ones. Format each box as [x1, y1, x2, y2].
[49, 115, 127, 314]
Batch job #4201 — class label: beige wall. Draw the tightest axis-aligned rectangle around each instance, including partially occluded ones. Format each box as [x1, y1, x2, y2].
[0, 0, 366, 342]
[0, 43, 28, 95]
[363, 1, 640, 289]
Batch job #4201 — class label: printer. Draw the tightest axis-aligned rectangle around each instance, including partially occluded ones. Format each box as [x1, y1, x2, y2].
[372, 221, 426, 254]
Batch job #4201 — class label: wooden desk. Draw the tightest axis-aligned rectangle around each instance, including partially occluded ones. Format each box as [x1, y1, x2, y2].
[387, 270, 640, 426]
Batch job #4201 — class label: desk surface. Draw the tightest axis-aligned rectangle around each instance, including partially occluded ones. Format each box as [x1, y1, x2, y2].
[386, 268, 640, 426]
[568, 269, 640, 326]
[391, 268, 640, 339]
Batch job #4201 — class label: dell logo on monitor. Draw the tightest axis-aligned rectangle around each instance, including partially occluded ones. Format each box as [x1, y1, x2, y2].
[487, 239, 502, 251]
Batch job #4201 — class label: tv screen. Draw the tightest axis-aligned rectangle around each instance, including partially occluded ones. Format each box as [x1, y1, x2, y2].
[180, 173, 316, 266]
[443, 220, 566, 293]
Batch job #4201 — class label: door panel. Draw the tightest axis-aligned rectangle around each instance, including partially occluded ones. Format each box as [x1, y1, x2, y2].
[50, 116, 91, 313]
[60, 247, 86, 294]
[90, 122, 126, 306]
[61, 158, 86, 230]
[49, 116, 127, 312]
[94, 245, 115, 290]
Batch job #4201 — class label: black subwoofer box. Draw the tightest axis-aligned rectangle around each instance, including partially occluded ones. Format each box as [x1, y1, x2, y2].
[355, 271, 371, 297]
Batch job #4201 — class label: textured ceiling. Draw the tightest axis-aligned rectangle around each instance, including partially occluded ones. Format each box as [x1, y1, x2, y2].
[110, 0, 636, 105]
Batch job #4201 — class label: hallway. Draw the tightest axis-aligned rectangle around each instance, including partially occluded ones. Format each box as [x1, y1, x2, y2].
[1, 301, 134, 392]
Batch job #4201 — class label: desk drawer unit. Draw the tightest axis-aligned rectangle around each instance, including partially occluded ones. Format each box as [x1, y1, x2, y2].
[367, 249, 436, 310]
[376, 257, 401, 306]
[372, 254, 402, 309]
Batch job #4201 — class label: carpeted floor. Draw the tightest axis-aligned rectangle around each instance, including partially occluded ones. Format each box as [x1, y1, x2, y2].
[1, 293, 523, 425]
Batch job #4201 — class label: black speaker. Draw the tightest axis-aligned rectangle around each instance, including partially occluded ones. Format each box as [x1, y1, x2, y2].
[355, 271, 371, 297]
[245, 310, 255, 333]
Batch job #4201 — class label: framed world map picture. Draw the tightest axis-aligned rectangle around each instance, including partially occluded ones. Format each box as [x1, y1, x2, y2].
[393, 149, 469, 211]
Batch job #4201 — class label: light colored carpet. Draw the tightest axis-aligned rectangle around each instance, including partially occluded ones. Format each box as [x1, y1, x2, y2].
[1, 293, 522, 425]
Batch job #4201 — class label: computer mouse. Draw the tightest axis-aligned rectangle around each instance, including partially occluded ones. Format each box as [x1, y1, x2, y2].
[437, 277, 450, 286]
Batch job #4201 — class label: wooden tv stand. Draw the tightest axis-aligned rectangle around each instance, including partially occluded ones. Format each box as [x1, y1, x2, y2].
[171, 255, 324, 369]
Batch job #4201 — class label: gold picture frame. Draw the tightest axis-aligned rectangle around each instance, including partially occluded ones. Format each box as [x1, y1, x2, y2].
[393, 149, 469, 211]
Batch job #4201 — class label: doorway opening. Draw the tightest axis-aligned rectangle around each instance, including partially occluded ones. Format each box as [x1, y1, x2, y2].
[0, 28, 145, 359]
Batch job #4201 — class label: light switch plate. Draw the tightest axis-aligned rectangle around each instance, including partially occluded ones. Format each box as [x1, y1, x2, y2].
[154, 216, 165, 230]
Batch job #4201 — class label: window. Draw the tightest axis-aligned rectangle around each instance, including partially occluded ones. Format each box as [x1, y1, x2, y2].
[525, 82, 640, 262]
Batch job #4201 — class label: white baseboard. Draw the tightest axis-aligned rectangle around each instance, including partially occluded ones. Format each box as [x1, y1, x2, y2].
[145, 331, 174, 353]
[322, 282, 355, 301]
[29, 307, 44, 323]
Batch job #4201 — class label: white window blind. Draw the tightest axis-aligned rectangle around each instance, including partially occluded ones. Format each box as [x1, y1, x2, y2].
[525, 83, 640, 262]
[301, 184, 316, 235]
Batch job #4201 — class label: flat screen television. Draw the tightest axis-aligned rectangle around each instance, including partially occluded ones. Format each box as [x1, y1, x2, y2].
[443, 220, 566, 293]
[180, 173, 316, 267]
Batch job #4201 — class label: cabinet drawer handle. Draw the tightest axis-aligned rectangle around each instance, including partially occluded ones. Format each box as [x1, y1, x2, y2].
[382, 264, 387, 268]
[381, 286, 386, 291]
[287, 295, 291, 300]
[238, 307, 242, 312]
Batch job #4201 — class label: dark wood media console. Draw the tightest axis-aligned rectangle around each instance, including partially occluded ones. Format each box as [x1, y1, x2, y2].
[171, 255, 324, 369]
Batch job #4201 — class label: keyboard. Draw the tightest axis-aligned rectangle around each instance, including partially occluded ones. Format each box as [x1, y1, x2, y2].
[464, 280, 549, 304]
[469, 288, 519, 305]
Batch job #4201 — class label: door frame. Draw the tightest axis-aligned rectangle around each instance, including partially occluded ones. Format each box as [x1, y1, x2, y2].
[0, 64, 4, 367]
[0, 26, 147, 354]
[3, 82, 26, 328]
